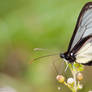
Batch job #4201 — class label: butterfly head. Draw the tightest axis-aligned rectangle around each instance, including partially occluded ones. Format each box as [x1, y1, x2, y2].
[60, 52, 76, 63]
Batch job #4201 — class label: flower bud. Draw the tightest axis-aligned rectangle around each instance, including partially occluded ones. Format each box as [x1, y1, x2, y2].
[77, 72, 83, 81]
[56, 75, 65, 83]
[67, 78, 74, 84]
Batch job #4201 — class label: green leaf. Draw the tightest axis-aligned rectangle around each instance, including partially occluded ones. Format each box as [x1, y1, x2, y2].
[73, 63, 84, 72]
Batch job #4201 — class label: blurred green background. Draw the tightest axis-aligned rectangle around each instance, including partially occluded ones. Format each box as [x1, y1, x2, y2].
[0, 0, 92, 92]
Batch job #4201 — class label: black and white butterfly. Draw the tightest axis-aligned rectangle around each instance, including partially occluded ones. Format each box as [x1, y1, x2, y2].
[60, 2, 92, 65]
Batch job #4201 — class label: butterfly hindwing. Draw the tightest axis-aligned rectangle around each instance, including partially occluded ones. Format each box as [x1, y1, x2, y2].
[75, 36, 92, 65]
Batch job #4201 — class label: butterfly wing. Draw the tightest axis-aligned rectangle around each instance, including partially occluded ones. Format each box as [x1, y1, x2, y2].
[68, 2, 92, 52]
[75, 37, 92, 65]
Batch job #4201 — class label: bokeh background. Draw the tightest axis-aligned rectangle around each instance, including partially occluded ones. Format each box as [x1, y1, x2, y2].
[0, 0, 92, 92]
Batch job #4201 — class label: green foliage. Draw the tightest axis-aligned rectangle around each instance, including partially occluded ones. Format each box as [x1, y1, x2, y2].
[69, 63, 84, 72]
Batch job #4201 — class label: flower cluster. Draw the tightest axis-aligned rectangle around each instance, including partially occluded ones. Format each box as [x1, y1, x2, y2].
[56, 62, 84, 92]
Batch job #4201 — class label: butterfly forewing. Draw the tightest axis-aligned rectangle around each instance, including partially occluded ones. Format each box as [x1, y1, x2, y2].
[68, 2, 92, 52]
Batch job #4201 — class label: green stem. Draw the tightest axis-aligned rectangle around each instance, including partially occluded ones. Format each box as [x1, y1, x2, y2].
[69, 63, 78, 92]
[64, 82, 73, 92]
[73, 70, 77, 92]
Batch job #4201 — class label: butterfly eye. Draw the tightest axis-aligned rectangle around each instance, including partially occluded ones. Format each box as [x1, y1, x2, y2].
[70, 53, 73, 56]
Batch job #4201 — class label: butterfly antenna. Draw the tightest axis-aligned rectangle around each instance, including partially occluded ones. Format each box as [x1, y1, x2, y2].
[30, 53, 59, 64]
[33, 48, 49, 51]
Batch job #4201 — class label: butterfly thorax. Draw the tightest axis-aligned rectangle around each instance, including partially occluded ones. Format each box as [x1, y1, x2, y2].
[60, 52, 76, 63]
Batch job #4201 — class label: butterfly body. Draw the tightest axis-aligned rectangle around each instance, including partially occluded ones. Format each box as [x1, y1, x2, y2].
[60, 52, 75, 63]
[60, 2, 92, 65]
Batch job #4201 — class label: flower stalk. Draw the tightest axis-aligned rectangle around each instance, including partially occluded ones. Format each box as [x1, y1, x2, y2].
[56, 62, 84, 92]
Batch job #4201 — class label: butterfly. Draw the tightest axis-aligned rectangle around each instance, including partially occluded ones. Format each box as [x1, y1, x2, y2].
[60, 2, 92, 65]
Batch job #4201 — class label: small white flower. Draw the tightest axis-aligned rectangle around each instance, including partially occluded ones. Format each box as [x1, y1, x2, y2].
[57, 86, 61, 90]
[79, 84, 83, 89]
[67, 78, 74, 84]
